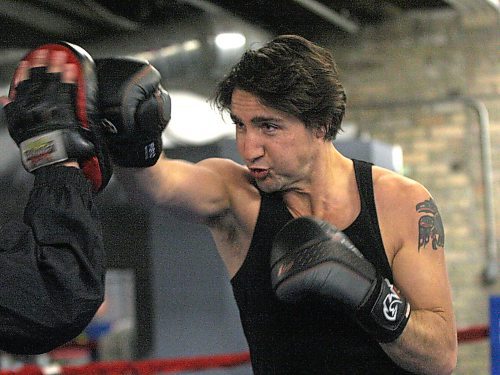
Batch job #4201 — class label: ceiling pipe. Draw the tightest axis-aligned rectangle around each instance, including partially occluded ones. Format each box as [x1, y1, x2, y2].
[444, 0, 500, 13]
[351, 95, 498, 285]
[484, 0, 500, 10]
[38, 0, 140, 30]
[0, 0, 140, 68]
[0, 0, 88, 35]
[292, 0, 360, 33]
[0, 0, 140, 64]
[177, 0, 230, 15]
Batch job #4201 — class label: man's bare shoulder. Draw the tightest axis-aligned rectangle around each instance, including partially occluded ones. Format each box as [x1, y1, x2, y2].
[372, 166, 431, 205]
[372, 166, 441, 254]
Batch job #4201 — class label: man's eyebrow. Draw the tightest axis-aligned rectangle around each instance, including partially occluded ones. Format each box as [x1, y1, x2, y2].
[229, 113, 241, 123]
[229, 114, 282, 124]
[252, 116, 282, 124]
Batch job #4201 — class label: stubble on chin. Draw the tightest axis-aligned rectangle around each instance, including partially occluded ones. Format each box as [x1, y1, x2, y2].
[255, 174, 285, 194]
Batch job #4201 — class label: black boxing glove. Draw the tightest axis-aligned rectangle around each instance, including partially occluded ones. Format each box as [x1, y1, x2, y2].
[95, 57, 171, 167]
[270, 216, 411, 343]
[4, 42, 112, 193]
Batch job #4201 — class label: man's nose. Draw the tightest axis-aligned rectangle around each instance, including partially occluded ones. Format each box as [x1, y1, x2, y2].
[239, 130, 264, 163]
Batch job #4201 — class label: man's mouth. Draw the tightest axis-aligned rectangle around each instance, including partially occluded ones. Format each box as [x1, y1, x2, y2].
[249, 167, 269, 180]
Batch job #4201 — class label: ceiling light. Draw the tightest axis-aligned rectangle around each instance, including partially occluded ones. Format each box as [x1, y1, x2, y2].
[215, 33, 246, 50]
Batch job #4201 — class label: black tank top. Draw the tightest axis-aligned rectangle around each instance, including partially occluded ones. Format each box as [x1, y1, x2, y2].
[231, 159, 413, 374]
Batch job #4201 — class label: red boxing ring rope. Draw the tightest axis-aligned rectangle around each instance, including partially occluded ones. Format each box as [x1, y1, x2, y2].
[0, 325, 489, 375]
[0, 352, 250, 375]
[457, 324, 490, 343]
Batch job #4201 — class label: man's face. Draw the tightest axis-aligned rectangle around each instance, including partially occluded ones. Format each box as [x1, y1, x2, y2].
[230, 89, 321, 193]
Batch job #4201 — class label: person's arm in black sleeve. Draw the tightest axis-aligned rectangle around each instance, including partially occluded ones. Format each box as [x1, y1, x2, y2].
[0, 165, 105, 354]
[0, 42, 112, 354]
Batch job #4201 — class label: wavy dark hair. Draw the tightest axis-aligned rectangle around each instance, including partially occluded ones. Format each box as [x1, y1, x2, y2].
[212, 35, 347, 140]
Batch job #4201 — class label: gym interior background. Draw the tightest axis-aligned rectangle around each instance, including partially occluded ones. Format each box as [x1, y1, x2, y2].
[0, 1, 498, 374]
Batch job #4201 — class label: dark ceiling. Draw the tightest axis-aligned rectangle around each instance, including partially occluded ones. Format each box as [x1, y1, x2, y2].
[1, 0, 452, 50]
[0, 0, 460, 90]
[0, 0, 489, 205]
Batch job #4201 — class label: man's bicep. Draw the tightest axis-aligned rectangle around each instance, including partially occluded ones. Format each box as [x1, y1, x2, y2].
[116, 155, 245, 222]
[151, 156, 234, 221]
[391, 196, 453, 313]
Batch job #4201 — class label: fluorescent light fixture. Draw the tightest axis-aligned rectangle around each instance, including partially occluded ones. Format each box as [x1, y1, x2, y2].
[215, 33, 246, 50]
[134, 40, 200, 60]
[183, 40, 201, 52]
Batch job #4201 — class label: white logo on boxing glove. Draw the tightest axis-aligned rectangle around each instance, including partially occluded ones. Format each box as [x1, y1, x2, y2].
[144, 142, 156, 160]
[382, 279, 403, 322]
[20, 130, 68, 171]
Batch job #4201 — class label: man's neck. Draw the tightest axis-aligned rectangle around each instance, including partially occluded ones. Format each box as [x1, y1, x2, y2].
[282, 145, 355, 219]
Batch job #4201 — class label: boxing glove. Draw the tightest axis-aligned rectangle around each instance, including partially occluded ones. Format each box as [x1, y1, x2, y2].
[4, 42, 112, 193]
[95, 57, 171, 167]
[270, 216, 411, 343]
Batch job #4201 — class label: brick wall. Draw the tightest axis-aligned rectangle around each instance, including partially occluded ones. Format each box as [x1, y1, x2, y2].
[325, 9, 499, 374]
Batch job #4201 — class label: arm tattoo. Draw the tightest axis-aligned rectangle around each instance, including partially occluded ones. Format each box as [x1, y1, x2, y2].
[416, 198, 445, 251]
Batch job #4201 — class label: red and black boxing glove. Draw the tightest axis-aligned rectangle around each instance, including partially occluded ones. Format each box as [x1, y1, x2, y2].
[95, 57, 171, 167]
[271, 216, 411, 343]
[4, 42, 112, 193]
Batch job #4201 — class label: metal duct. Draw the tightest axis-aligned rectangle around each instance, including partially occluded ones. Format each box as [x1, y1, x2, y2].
[0, 0, 90, 35]
[0, 10, 271, 195]
[37, 0, 140, 30]
[444, 0, 499, 13]
[291, 0, 360, 33]
[81, 12, 270, 94]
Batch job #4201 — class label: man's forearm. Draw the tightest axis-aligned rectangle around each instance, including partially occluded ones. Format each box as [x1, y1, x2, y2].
[381, 309, 457, 375]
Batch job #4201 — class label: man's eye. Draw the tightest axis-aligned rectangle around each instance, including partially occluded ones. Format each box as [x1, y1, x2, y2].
[262, 123, 277, 132]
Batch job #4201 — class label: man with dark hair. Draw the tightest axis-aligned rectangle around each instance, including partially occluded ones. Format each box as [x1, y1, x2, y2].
[48, 34, 457, 374]
[213, 35, 346, 141]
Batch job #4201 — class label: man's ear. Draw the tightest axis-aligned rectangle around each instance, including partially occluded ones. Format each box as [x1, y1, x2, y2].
[314, 125, 327, 139]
